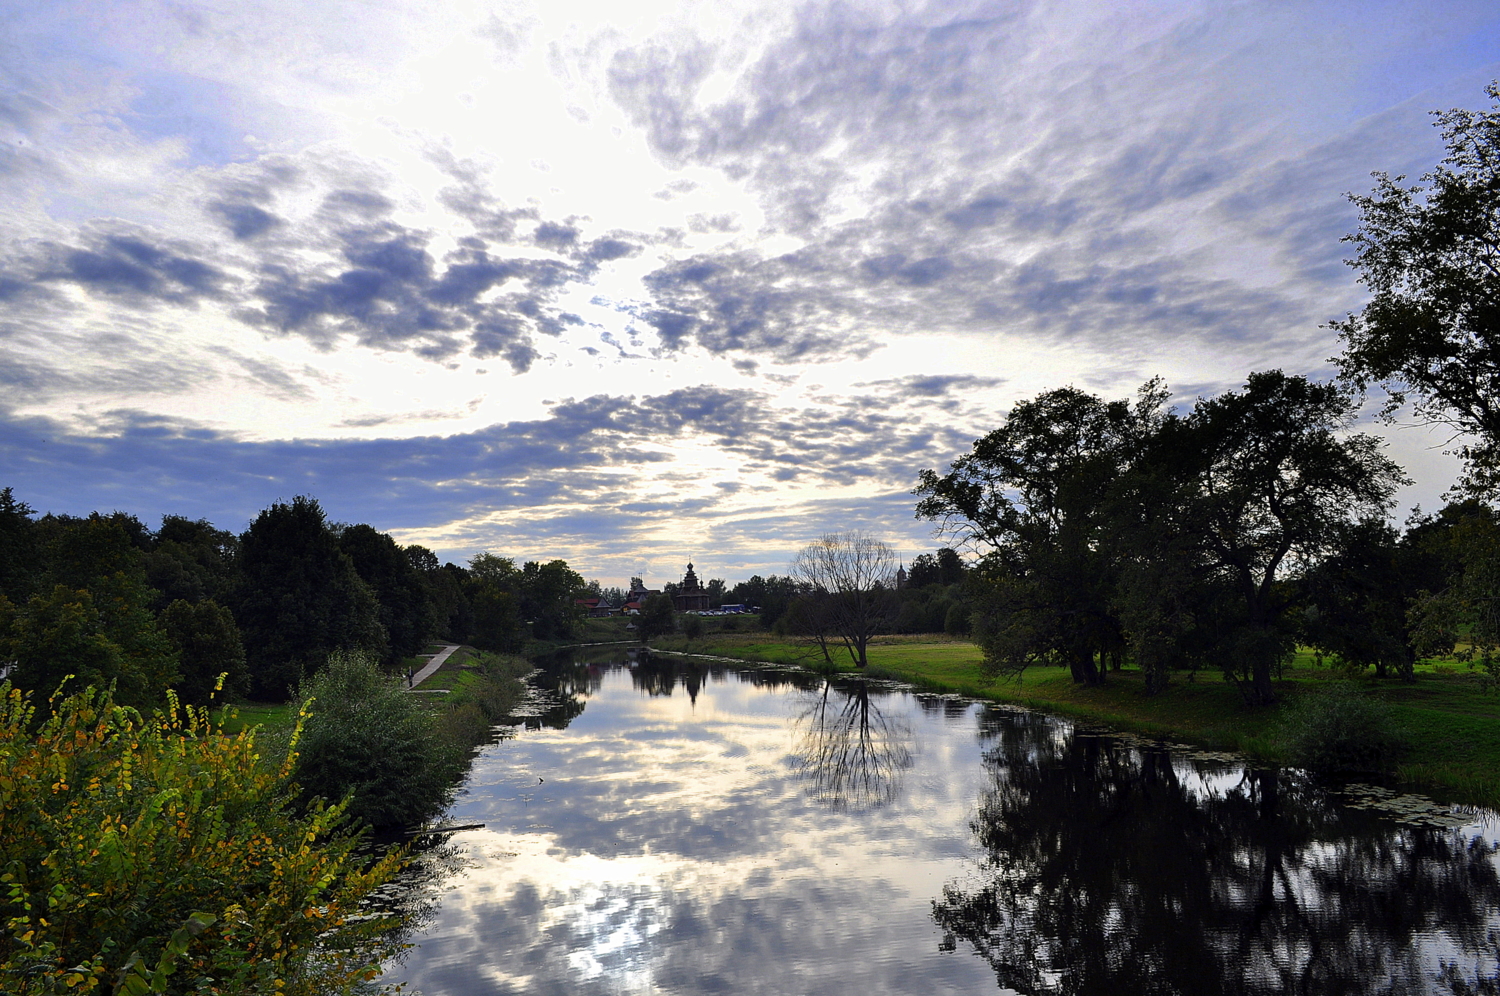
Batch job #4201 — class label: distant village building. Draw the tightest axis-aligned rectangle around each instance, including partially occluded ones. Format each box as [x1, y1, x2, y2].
[621, 580, 661, 615]
[672, 562, 712, 612]
[896, 562, 908, 590]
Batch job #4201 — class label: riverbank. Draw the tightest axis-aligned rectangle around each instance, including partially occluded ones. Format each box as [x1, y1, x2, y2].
[648, 633, 1500, 808]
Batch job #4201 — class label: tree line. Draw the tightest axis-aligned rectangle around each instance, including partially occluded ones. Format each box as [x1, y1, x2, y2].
[0, 491, 592, 704]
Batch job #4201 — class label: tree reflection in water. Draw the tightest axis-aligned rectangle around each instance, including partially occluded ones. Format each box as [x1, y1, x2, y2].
[791, 678, 914, 811]
[934, 707, 1500, 995]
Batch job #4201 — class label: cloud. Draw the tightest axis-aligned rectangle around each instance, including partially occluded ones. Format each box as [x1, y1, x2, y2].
[0, 380, 984, 573]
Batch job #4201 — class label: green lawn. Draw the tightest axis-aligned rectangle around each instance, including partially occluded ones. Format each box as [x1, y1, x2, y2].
[657, 632, 1500, 808]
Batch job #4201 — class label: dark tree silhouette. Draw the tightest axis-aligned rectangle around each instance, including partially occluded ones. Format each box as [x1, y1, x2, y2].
[935, 708, 1500, 995]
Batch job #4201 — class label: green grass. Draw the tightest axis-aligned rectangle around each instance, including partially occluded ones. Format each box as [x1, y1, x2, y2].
[658, 632, 1500, 808]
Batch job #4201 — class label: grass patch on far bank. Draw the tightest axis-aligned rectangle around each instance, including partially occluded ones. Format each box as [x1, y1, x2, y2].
[660, 632, 1500, 808]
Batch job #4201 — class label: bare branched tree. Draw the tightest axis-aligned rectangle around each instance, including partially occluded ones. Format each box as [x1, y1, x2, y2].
[790, 678, 912, 811]
[789, 531, 898, 668]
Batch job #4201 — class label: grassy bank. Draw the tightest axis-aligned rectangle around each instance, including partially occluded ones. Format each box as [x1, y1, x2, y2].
[651, 632, 1500, 808]
[217, 643, 530, 745]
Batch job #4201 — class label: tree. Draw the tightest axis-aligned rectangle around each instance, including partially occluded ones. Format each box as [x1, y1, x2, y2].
[1332, 82, 1500, 495]
[159, 598, 249, 704]
[1160, 372, 1408, 704]
[234, 497, 384, 700]
[0, 487, 37, 604]
[143, 516, 241, 612]
[916, 384, 1164, 685]
[338, 524, 431, 660]
[1298, 519, 1422, 681]
[516, 559, 586, 639]
[464, 553, 524, 652]
[1, 512, 180, 706]
[636, 593, 676, 642]
[789, 532, 898, 669]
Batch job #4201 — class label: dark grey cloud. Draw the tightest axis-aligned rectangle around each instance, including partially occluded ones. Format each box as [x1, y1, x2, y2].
[0, 379, 983, 570]
[42, 232, 225, 304]
[210, 200, 281, 240]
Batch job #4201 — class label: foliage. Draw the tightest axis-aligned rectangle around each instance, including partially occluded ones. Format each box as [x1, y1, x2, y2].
[1299, 518, 1435, 681]
[789, 532, 899, 669]
[142, 517, 240, 613]
[1163, 372, 1409, 704]
[636, 593, 677, 643]
[0, 488, 38, 604]
[906, 548, 967, 588]
[235, 496, 385, 700]
[158, 599, 249, 704]
[338, 524, 431, 661]
[916, 383, 1162, 686]
[294, 650, 464, 829]
[0, 586, 178, 710]
[1332, 81, 1500, 496]
[1278, 683, 1408, 774]
[461, 553, 586, 648]
[0, 680, 404, 995]
[681, 612, 704, 639]
[724, 574, 799, 627]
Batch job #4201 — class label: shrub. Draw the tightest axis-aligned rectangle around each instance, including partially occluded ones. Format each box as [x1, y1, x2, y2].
[0, 680, 403, 995]
[294, 650, 464, 829]
[1279, 683, 1408, 774]
[682, 613, 704, 640]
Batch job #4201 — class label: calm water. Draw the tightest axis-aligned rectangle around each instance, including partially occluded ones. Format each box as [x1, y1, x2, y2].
[382, 650, 1500, 996]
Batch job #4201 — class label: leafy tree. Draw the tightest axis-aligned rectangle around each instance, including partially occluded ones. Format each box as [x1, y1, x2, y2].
[516, 559, 586, 639]
[159, 598, 249, 704]
[726, 574, 799, 627]
[0, 587, 134, 701]
[906, 553, 941, 589]
[1332, 82, 1500, 495]
[235, 497, 384, 700]
[0, 487, 37, 604]
[1162, 372, 1408, 705]
[789, 532, 898, 669]
[0, 680, 404, 995]
[464, 553, 524, 651]
[338, 524, 431, 660]
[294, 650, 463, 829]
[143, 516, 241, 612]
[1299, 519, 1425, 681]
[636, 593, 676, 642]
[916, 384, 1163, 685]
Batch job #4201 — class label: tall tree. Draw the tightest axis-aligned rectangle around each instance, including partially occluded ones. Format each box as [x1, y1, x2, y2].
[338, 524, 431, 660]
[1332, 82, 1500, 495]
[789, 532, 898, 669]
[0, 488, 37, 604]
[916, 384, 1165, 685]
[1161, 372, 1408, 705]
[235, 496, 384, 699]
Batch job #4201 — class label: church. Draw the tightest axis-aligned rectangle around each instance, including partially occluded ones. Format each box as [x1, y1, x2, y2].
[672, 562, 712, 613]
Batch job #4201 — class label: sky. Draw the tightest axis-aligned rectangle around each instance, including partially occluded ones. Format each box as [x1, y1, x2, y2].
[1, 0, 1497, 587]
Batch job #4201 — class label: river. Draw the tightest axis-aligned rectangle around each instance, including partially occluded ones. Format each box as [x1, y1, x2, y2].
[380, 648, 1500, 996]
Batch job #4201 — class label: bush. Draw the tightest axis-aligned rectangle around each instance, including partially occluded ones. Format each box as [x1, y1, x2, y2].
[682, 613, 704, 639]
[0, 680, 403, 995]
[1279, 683, 1408, 774]
[294, 651, 463, 829]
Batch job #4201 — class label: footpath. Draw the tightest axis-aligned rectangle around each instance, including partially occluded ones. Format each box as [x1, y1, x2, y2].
[407, 644, 459, 689]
